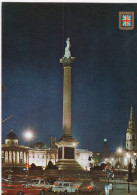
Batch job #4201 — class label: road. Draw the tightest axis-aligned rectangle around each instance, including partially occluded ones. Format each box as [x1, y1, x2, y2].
[44, 182, 137, 195]
[95, 181, 137, 195]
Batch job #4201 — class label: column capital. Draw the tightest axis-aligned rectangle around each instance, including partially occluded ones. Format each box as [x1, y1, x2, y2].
[60, 56, 76, 67]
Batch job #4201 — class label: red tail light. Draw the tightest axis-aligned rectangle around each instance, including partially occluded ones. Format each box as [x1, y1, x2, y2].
[54, 182, 58, 186]
[4, 190, 8, 194]
[86, 186, 91, 190]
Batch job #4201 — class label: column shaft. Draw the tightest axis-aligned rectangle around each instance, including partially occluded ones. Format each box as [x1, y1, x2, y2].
[63, 66, 71, 136]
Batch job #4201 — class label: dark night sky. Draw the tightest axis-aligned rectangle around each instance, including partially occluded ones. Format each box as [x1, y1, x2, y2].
[2, 3, 137, 152]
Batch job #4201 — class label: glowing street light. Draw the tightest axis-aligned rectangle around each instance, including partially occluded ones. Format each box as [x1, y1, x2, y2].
[116, 147, 123, 168]
[117, 147, 122, 153]
[23, 129, 34, 144]
[25, 131, 33, 140]
[126, 153, 131, 159]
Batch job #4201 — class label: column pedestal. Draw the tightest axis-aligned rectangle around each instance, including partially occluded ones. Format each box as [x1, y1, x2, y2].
[56, 136, 82, 170]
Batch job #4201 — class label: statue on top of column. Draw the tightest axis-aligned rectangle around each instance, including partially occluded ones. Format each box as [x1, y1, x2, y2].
[64, 38, 71, 58]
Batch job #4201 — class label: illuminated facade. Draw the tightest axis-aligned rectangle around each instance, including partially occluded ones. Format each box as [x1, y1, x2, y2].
[28, 141, 58, 168]
[2, 130, 93, 170]
[76, 149, 93, 171]
[2, 129, 28, 167]
[126, 106, 137, 151]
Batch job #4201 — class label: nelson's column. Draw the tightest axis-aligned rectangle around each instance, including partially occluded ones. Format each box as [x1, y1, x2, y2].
[56, 38, 82, 170]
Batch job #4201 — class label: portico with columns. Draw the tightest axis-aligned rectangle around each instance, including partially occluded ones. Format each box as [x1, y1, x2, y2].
[2, 129, 28, 167]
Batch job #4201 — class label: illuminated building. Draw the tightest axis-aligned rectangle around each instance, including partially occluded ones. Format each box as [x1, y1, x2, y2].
[2, 130, 92, 170]
[126, 106, 137, 151]
[28, 141, 58, 168]
[76, 149, 93, 171]
[2, 129, 28, 167]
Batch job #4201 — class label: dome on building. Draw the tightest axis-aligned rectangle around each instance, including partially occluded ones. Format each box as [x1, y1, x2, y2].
[30, 141, 49, 149]
[6, 129, 18, 140]
[5, 129, 18, 146]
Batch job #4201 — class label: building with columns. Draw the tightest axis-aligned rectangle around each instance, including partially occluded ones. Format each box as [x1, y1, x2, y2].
[2, 131, 58, 169]
[126, 106, 137, 151]
[2, 130, 93, 170]
[2, 129, 28, 167]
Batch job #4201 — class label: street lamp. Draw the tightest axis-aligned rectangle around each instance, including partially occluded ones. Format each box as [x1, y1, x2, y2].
[23, 129, 34, 179]
[117, 147, 123, 166]
[72, 142, 76, 147]
[23, 129, 34, 145]
[126, 152, 134, 193]
[117, 147, 122, 154]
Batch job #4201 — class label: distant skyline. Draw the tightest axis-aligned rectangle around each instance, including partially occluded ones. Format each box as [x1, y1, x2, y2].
[2, 3, 137, 151]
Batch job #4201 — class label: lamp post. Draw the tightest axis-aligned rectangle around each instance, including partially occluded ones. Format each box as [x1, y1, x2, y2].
[116, 147, 123, 183]
[117, 147, 122, 163]
[128, 158, 131, 193]
[23, 129, 34, 179]
[126, 152, 134, 193]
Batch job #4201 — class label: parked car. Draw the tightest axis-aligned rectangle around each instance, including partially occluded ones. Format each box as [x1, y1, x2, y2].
[52, 181, 77, 193]
[28, 178, 52, 191]
[2, 185, 47, 195]
[2, 179, 24, 188]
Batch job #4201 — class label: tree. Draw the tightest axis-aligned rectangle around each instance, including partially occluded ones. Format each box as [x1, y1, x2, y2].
[101, 163, 106, 169]
[115, 161, 122, 169]
[30, 163, 37, 170]
[92, 153, 101, 166]
[29, 163, 42, 170]
[46, 161, 58, 169]
[106, 162, 111, 168]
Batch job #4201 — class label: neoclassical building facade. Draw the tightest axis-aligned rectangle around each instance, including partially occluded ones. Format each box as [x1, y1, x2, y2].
[2, 130, 93, 170]
[28, 141, 58, 168]
[2, 129, 28, 167]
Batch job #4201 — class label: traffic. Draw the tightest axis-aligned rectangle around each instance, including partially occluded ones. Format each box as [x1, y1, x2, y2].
[2, 176, 96, 195]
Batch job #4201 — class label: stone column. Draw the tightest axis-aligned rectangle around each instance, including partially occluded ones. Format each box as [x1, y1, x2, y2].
[11, 151, 13, 164]
[8, 151, 9, 164]
[62, 147, 64, 159]
[63, 66, 72, 136]
[55, 154, 56, 164]
[46, 153, 47, 166]
[60, 39, 75, 137]
[17, 152, 19, 164]
[27, 151, 29, 165]
[13, 151, 15, 164]
[5, 151, 7, 164]
[15, 151, 17, 164]
[24, 152, 26, 164]
[2, 151, 3, 163]
[19, 151, 20, 164]
[56, 38, 82, 170]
